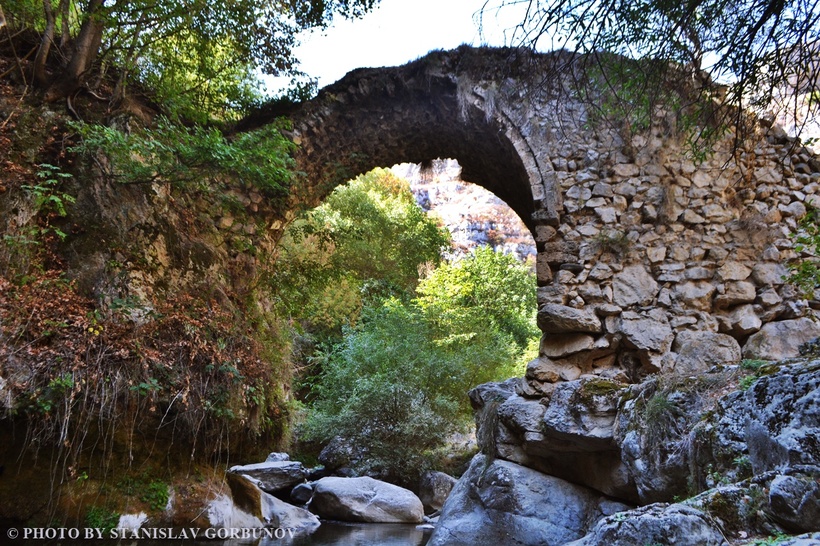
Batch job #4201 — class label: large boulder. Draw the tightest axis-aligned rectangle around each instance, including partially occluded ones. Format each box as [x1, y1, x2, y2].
[427, 454, 629, 546]
[419, 471, 457, 513]
[310, 476, 424, 523]
[222, 472, 320, 530]
[768, 473, 820, 533]
[742, 318, 820, 360]
[566, 503, 727, 546]
[473, 379, 637, 501]
[228, 460, 308, 494]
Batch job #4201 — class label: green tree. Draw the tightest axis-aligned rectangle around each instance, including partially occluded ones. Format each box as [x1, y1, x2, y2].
[274, 168, 450, 335]
[5, 0, 379, 117]
[416, 246, 539, 351]
[788, 206, 820, 298]
[302, 247, 539, 484]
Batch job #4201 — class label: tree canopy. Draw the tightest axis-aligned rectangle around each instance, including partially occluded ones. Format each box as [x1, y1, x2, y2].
[482, 0, 819, 142]
[3, 0, 379, 118]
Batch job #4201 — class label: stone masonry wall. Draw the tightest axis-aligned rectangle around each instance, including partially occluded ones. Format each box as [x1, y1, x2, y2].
[262, 46, 820, 385]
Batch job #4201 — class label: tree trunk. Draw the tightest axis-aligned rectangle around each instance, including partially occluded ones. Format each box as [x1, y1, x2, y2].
[33, 0, 56, 87]
[46, 0, 105, 100]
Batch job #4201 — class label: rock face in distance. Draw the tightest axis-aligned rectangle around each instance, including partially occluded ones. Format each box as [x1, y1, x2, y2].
[310, 476, 424, 523]
[228, 460, 308, 494]
[566, 503, 727, 546]
[418, 471, 457, 513]
[427, 454, 630, 546]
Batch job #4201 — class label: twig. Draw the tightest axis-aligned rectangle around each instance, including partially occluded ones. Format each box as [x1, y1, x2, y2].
[3, 21, 27, 86]
[0, 85, 27, 130]
[0, 44, 37, 79]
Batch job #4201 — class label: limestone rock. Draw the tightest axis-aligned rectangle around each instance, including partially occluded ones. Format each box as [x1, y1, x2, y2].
[228, 460, 307, 494]
[618, 310, 674, 355]
[714, 281, 757, 308]
[540, 333, 596, 358]
[224, 472, 320, 530]
[699, 361, 820, 477]
[265, 452, 290, 462]
[539, 379, 623, 451]
[751, 263, 789, 286]
[538, 304, 602, 334]
[310, 476, 424, 523]
[427, 454, 622, 546]
[419, 471, 457, 513]
[672, 330, 741, 375]
[768, 474, 820, 533]
[716, 304, 762, 336]
[290, 483, 314, 505]
[718, 261, 753, 281]
[613, 265, 659, 307]
[566, 503, 727, 546]
[742, 318, 820, 360]
[673, 281, 716, 311]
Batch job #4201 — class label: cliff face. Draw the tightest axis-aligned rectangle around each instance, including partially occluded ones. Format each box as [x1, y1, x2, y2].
[0, 80, 294, 524]
[393, 159, 537, 262]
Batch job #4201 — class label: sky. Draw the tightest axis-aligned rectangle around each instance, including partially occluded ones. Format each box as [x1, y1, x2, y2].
[276, 0, 528, 90]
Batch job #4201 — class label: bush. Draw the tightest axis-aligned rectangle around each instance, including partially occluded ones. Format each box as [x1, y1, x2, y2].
[302, 248, 539, 485]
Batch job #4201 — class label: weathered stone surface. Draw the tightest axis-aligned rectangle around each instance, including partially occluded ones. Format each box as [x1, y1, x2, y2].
[265, 452, 290, 462]
[674, 281, 716, 311]
[310, 476, 424, 523]
[538, 304, 602, 334]
[486, 381, 636, 500]
[290, 483, 314, 505]
[742, 318, 820, 360]
[540, 333, 596, 358]
[751, 263, 790, 286]
[718, 261, 753, 281]
[714, 281, 757, 308]
[419, 471, 457, 513]
[228, 460, 307, 494]
[427, 455, 624, 546]
[613, 265, 659, 307]
[540, 379, 622, 451]
[699, 361, 820, 476]
[224, 472, 320, 530]
[768, 474, 820, 532]
[566, 503, 727, 546]
[672, 330, 741, 375]
[716, 304, 763, 336]
[618, 310, 674, 354]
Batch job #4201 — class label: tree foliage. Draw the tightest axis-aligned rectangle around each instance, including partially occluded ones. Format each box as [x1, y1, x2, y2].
[70, 117, 296, 195]
[273, 168, 450, 335]
[4, 0, 379, 118]
[301, 247, 538, 484]
[788, 206, 820, 298]
[482, 0, 819, 142]
[416, 245, 539, 351]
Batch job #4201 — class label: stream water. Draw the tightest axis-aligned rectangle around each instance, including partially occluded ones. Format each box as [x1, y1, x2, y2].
[257, 522, 432, 545]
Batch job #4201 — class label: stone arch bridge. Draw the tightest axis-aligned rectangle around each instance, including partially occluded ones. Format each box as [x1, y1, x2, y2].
[245, 46, 820, 386]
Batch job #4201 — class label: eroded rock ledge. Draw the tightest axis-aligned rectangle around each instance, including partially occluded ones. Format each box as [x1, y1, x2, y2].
[431, 359, 820, 545]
